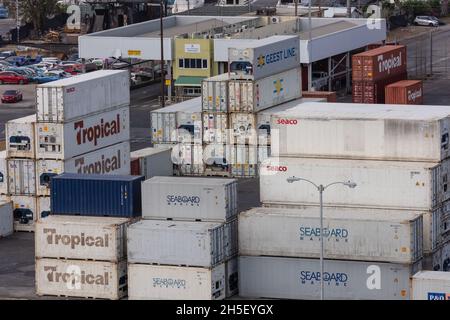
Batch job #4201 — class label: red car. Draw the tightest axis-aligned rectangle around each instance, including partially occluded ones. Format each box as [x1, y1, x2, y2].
[0, 71, 29, 84]
[2, 90, 23, 103]
[61, 64, 82, 75]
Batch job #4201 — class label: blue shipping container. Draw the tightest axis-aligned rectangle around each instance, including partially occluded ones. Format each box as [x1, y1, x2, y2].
[51, 173, 144, 217]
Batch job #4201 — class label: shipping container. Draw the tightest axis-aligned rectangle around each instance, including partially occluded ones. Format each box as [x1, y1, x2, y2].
[239, 255, 418, 300]
[431, 240, 450, 271]
[228, 36, 300, 81]
[172, 143, 204, 176]
[202, 112, 228, 144]
[385, 80, 423, 105]
[130, 146, 173, 178]
[36, 142, 131, 196]
[35, 106, 130, 160]
[352, 72, 407, 104]
[11, 195, 37, 231]
[5, 115, 36, 159]
[0, 151, 7, 195]
[37, 196, 50, 220]
[128, 263, 225, 300]
[7, 159, 36, 195]
[151, 97, 202, 144]
[228, 67, 302, 113]
[0, 201, 13, 237]
[260, 157, 445, 211]
[202, 73, 229, 112]
[203, 144, 231, 177]
[229, 144, 258, 178]
[412, 271, 450, 300]
[239, 207, 423, 263]
[225, 257, 238, 298]
[142, 176, 237, 222]
[352, 45, 407, 82]
[35, 215, 129, 261]
[127, 219, 237, 267]
[270, 102, 450, 162]
[229, 113, 257, 145]
[51, 173, 144, 217]
[36, 70, 130, 123]
[302, 91, 337, 102]
[35, 258, 127, 299]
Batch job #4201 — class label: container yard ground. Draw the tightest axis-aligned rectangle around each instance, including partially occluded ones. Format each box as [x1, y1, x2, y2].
[0, 178, 259, 300]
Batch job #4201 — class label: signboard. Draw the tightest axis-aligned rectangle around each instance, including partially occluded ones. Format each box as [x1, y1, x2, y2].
[184, 44, 201, 54]
[128, 50, 142, 56]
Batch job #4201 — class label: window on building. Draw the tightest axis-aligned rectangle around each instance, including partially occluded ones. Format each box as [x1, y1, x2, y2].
[178, 58, 208, 69]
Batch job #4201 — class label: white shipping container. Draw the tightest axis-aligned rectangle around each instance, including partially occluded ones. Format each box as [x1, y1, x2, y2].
[35, 106, 130, 160]
[37, 196, 50, 220]
[5, 115, 36, 158]
[230, 144, 258, 178]
[36, 70, 130, 123]
[151, 97, 202, 144]
[142, 176, 238, 222]
[36, 142, 131, 196]
[229, 113, 257, 145]
[127, 219, 238, 267]
[431, 241, 450, 271]
[128, 263, 225, 300]
[172, 143, 204, 176]
[270, 102, 450, 162]
[11, 195, 37, 231]
[239, 256, 418, 300]
[412, 271, 450, 300]
[228, 36, 299, 81]
[35, 258, 127, 299]
[35, 215, 130, 261]
[228, 67, 302, 113]
[131, 146, 173, 179]
[202, 73, 229, 112]
[0, 151, 7, 195]
[239, 207, 423, 263]
[7, 159, 36, 195]
[225, 257, 239, 298]
[202, 112, 228, 144]
[260, 157, 443, 211]
[0, 201, 13, 237]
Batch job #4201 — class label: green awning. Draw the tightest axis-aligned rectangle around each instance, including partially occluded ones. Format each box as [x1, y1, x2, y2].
[174, 76, 205, 87]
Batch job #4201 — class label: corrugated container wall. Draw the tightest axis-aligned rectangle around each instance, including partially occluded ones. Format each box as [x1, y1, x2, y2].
[412, 271, 450, 300]
[7, 159, 36, 195]
[35, 258, 127, 299]
[302, 91, 337, 102]
[127, 219, 238, 267]
[270, 102, 450, 162]
[6, 115, 36, 159]
[128, 263, 226, 300]
[202, 73, 229, 112]
[202, 112, 228, 144]
[352, 45, 407, 82]
[51, 173, 144, 217]
[260, 157, 445, 211]
[0, 201, 13, 237]
[239, 256, 418, 300]
[0, 151, 7, 195]
[37, 196, 50, 219]
[385, 80, 423, 105]
[11, 195, 37, 230]
[141, 176, 237, 222]
[239, 207, 423, 263]
[352, 72, 407, 104]
[229, 113, 257, 145]
[35, 106, 130, 160]
[35, 216, 129, 261]
[36, 142, 131, 196]
[228, 67, 302, 113]
[172, 143, 204, 176]
[36, 70, 130, 123]
[130, 146, 173, 178]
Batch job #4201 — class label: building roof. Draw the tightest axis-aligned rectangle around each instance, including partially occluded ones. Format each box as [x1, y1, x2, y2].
[174, 76, 205, 87]
[298, 20, 358, 40]
[138, 18, 231, 38]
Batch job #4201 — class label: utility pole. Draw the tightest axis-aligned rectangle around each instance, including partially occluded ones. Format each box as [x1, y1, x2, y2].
[347, 0, 351, 17]
[160, 0, 165, 108]
[16, 0, 19, 44]
[430, 30, 433, 76]
[294, 0, 298, 17]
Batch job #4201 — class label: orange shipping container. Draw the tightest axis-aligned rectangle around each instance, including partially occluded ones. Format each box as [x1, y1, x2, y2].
[385, 80, 423, 105]
[302, 91, 337, 102]
[352, 72, 407, 104]
[352, 45, 407, 82]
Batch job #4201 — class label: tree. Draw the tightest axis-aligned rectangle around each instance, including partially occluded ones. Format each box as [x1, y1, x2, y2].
[10, 0, 60, 33]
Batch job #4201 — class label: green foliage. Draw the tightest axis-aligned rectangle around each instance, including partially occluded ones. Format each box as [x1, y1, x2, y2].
[19, 0, 60, 31]
[401, 0, 441, 16]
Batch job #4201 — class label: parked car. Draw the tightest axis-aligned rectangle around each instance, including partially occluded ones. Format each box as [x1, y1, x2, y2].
[34, 71, 70, 84]
[5, 68, 36, 81]
[1, 90, 23, 103]
[414, 16, 439, 27]
[42, 57, 61, 65]
[61, 64, 82, 75]
[0, 51, 15, 60]
[0, 71, 28, 84]
[5, 56, 28, 66]
[25, 55, 43, 65]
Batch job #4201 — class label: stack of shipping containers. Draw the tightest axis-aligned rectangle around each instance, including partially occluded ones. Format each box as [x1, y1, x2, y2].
[352, 45, 407, 104]
[127, 176, 238, 300]
[237, 102, 450, 299]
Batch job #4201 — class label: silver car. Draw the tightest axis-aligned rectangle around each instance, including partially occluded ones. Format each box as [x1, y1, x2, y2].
[414, 16, 439, 27]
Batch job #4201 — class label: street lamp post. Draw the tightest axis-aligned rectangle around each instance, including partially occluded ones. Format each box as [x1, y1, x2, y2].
[160, 0, 165, 108]
[286, 176, 357, 300]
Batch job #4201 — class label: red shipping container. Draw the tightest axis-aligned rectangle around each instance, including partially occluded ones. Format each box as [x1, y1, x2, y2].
[302, 91, 337, 102]
[130, 158, 140, 175]
[352, 72, 407, 104]
[352, 45, 407, 82]
[385, 80, 423, 105]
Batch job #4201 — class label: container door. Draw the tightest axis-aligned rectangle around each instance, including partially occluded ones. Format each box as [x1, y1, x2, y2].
[202, 82, 208, 111]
